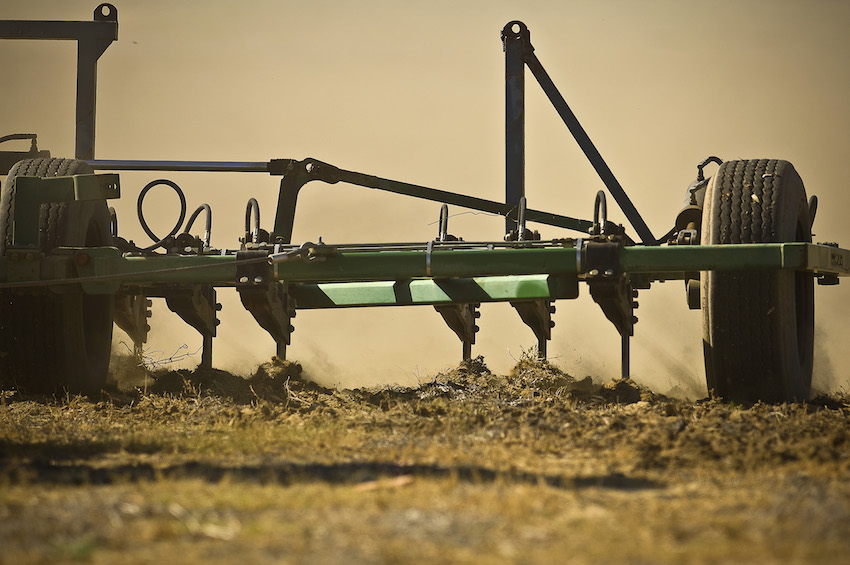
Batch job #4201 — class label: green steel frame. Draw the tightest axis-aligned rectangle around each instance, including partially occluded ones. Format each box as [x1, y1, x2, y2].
[5, 226, 849, 293]
[2, 171, 848, 296]
[4, 171, 846, 290]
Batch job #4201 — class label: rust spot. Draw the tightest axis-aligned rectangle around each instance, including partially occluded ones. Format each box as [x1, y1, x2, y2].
[74, 252, 90, 266]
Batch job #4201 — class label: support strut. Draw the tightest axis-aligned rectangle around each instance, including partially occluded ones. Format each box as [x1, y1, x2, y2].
[500, 20, 657, 245]
[503, 21, 529, 235]
[269, 158, 592, 244]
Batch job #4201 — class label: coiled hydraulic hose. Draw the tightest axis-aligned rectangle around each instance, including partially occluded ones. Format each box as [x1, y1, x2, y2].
[136, 179, 187, 251]
[135, 178, 212, 252]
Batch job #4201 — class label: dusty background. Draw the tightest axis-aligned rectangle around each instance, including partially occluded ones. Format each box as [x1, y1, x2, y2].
[1, 0, 849, 395]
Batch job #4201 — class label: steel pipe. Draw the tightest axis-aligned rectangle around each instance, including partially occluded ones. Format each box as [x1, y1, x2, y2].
[86, 159, 271, 173]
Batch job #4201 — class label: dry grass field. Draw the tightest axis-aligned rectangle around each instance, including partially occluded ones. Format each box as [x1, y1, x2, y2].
[2, 356, 850, 564]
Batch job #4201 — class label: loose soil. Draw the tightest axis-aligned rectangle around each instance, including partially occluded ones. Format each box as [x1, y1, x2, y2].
[2, 356, 850, 564]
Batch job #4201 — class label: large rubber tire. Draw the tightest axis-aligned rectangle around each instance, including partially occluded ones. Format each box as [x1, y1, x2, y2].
[0, 158, 114, 394]
[701, 159, 814, 403]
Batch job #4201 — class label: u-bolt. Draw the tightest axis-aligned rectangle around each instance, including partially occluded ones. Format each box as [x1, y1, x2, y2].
[517, 196, 527, 241]
[438, 204, 449, 242]
[108, 207, 118, 239]
[593, 190, 607, 235]
[245, 198, 260, 244]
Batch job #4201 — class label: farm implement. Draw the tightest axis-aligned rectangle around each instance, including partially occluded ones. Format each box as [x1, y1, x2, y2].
[1, 5, 848, 402]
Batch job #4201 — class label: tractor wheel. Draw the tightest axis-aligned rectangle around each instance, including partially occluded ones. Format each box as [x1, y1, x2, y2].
[0, 158, 114, 394]
[701, 159, 814, 403]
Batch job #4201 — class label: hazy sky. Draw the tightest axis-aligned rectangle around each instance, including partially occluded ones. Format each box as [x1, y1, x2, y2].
[2, 1, 849, 394]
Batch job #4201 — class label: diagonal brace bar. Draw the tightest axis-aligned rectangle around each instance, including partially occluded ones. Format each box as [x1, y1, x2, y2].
[524, 51, 656, 245]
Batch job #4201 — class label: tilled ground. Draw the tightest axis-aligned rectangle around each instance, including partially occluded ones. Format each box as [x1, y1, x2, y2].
[2, 357, 850, 564]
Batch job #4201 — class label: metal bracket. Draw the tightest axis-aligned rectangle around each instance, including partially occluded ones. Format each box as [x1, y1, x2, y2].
[816, 242, 842, 286]
[164, 286, 220, 369]
[114, 293, 151, 357]
[584, 238, 636, 378]
[235, 250, 273, 285]
[10, 173, 120, 247]
[510, 300, 555, 359]
[434, 303, 479, 360]
[236, 250, 295, 358]
[239, 283, 295, 359]
[4, 249, 42, 282]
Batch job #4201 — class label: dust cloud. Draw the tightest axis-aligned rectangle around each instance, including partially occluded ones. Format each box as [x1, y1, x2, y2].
[2, 0, 849, 393]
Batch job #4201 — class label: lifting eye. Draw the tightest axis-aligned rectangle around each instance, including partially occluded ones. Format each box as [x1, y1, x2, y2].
[94, 3, 117, 21]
